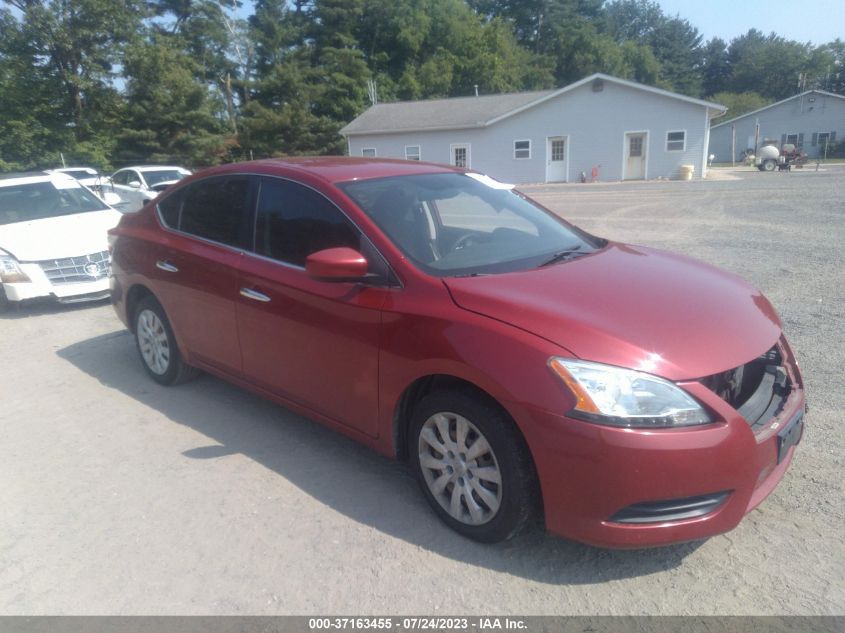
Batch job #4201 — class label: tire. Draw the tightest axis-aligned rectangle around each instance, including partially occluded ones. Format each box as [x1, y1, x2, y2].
[134, 295, 199, 385]
[0, 286, 9, 313]
[409, 389, 539, 543]
[763, 159, 777, 172]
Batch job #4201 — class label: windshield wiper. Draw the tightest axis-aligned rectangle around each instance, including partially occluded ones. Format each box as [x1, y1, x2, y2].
[538, 245, 585, 267]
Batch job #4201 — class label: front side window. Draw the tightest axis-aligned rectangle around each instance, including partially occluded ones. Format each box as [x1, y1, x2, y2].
[666, 131, 685, 152]
[112, 171, 130, 185]
[340, 172, 601, 277]
[179, 177, 251, 247]
[514, 140, 531, 159]
[254, 177, 361, 267]
[143, 170, 189, 187]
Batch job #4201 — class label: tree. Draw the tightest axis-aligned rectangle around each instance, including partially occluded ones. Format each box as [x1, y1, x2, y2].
[116, 37, 230, 166]
[710, 91, 768, 119]
[701, 37, 730, 96]
[604, 0, 703, 95]
[726, 30, 815, 101]
[1, 0, 144, 168]
[0, 8, 65, 169]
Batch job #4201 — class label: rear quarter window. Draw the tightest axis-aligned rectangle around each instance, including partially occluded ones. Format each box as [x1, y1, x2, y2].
[157, 188, 184, 228]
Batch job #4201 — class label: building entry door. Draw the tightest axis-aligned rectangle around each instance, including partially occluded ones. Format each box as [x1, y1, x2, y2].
[546, 136, 568, 182]
[624, 132, 647, 180]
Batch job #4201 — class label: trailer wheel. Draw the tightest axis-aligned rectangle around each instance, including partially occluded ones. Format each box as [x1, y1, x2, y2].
[762, 159, 777, 172]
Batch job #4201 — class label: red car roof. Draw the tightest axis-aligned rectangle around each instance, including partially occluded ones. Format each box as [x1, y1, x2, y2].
[199, 157, 460, 185]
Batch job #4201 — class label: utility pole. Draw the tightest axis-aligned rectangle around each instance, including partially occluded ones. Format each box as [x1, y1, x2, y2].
[731, 125, 736, 167]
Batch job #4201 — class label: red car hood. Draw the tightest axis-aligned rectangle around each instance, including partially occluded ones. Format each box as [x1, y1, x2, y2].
[444, 243, 782, 381]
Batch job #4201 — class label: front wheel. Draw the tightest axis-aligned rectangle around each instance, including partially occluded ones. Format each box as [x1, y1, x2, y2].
[134, 295, 198, 385]
[409, 390, 539, 543]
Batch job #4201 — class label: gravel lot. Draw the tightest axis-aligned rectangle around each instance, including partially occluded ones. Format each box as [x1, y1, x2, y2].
[1, 166, 843, 615]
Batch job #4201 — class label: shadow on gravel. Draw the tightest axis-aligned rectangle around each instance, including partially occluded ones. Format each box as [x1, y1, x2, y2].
[58, 330, 702, 584]
[0, 297, 110, 319]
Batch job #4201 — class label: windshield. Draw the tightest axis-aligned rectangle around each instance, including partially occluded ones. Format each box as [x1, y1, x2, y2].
[143, 170, 187, 187]
[0, 180, 109, 225]
[339, 173, 602, 277]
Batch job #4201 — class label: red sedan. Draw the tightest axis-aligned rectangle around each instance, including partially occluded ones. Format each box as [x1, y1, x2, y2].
[109, 158, 805, 547]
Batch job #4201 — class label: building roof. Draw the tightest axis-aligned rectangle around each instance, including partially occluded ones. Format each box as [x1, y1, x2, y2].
[341, 73, 727, 137]
[712, 90, 845, 129]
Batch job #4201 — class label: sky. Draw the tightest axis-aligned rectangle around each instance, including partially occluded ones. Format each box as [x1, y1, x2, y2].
[654, 0, 844, 45]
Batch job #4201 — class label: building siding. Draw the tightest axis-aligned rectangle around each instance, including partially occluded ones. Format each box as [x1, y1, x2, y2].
[709, 92, 845, 162]
[347, 81, 715, 184]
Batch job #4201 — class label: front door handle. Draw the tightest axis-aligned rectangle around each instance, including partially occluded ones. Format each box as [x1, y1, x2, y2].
[240, 287, 271, 303]
[156, 260, 179, 273]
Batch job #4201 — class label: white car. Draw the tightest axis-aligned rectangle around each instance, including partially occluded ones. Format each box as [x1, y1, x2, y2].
[46, 166, 103, 188]
[107, 165, 191, 212]
[0, 172, 122, 311]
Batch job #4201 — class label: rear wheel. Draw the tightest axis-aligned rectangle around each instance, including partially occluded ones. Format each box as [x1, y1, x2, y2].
[134, 295, 198, 385]
[762, 159, 777, 172]
[409, 390, 539, 543]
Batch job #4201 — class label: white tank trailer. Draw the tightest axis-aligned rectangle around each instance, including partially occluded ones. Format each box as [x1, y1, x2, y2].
[754, 143, 808, 171]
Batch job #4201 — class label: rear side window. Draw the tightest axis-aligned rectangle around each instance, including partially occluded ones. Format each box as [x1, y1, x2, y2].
[157, 188, 184, 228]
[255, 177, 360, 266]
[179, 177, 251, 247]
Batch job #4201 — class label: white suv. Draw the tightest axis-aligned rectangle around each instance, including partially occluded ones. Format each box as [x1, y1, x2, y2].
[0, 172, 122, 311]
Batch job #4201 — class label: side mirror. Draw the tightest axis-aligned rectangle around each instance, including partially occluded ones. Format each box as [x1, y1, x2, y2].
[128, 180, 142, 189]
[305, 247, 369, 282]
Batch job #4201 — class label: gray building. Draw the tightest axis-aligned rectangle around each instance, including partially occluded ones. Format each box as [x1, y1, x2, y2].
[709, 90, 845, 162]
[341, 73, 726, 183]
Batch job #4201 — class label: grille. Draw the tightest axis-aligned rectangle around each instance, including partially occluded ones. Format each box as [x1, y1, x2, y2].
[700, 343, 793, 432]
[36, 250, 111, 285]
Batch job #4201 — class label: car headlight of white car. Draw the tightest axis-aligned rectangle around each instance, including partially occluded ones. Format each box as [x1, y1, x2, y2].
[0, 249, 31, 283]
[549, 357, 713, 428]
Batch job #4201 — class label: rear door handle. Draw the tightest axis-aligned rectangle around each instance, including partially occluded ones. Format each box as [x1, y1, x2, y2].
[240, 287, 271, 303]
[156, 260, 179, 273]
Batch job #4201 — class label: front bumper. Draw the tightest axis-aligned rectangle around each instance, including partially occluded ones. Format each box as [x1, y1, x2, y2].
[2, 260, 110, 304]
[519, 368, 805, 549]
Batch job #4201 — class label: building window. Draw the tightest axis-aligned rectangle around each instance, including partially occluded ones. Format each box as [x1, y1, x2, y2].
[550, 138, 565, 162]
[813, 132, 833, 147]
[405, 145, 421, 161]
[666, 131, 685, 152]
[513, 140, 531, 159]
[361, 148, 376, 157]
[785, 134, 799, 146]
[629, 136, 643, 157]
[450, 143, 470, 168]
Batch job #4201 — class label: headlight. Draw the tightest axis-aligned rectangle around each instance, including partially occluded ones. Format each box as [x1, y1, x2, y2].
[0, 249, 31, 283]
[549, 357, 713, 428]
